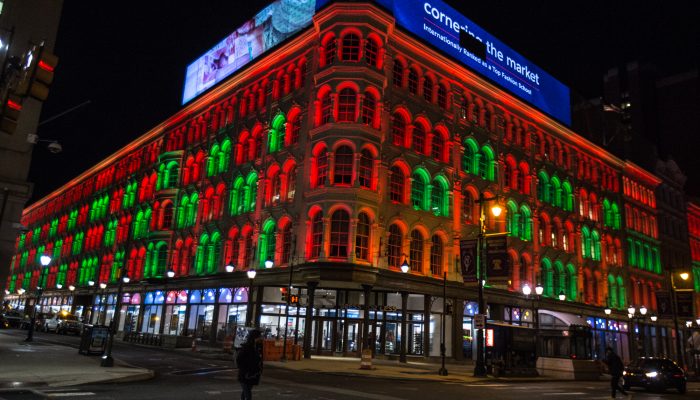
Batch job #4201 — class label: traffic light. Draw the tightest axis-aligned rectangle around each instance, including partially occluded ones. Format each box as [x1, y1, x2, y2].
[0, 94, 23, 134]
[280, 287, 287, 302]
[27, 50, 58, 101]
[15, 45, 58, 102]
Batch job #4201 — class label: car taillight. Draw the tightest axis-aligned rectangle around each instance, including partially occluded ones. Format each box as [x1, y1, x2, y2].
[672, 374, 684, 378]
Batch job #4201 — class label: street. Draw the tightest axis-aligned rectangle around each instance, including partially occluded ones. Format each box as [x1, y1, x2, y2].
[1, 330, 699, 400]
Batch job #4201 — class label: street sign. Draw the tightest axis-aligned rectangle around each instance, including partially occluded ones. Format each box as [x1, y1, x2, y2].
[473, 314, 486, 330]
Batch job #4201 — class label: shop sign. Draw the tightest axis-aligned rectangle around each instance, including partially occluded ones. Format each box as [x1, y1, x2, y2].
[342, 304, 397, 312]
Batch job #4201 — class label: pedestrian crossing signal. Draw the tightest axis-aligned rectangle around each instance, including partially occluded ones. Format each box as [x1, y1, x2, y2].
[290, 294, 299, 305]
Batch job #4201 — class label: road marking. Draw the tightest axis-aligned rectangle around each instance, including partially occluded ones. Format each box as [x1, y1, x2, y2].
[541, 393, 587, 396]
[264, 377, 405, 400]
[47, 392, 95, 397]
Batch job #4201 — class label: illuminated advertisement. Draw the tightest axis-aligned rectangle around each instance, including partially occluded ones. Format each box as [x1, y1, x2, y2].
[371, 0, 571, 125]
[184, 0, 570, 125]
[182, 0, 319, 104]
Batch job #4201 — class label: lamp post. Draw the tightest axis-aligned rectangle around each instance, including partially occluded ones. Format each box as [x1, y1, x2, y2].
[438, 271, 448, 376]
[671, 271, 689, 369]
[99, 282, 107, 325]
[25, 254, 51, 342]
[627, 305, 649, 359]
[399, 259, 410, 363]
[246, 269, 257, 327]
[282, 261, 294, 363]
[522, 282, 543, 362]
[101, 266, 130, 367]
[474, 193, 502, 377]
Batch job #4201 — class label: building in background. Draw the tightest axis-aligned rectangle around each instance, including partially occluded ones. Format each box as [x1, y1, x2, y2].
[0, 0, 63, 304]
[2, 0, 695, 371]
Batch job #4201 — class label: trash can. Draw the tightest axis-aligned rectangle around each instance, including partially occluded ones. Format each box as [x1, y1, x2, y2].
[78, 324, 110, 355]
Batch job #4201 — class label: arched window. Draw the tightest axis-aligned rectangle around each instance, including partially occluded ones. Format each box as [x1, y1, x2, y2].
[463, 190, 475, 224]
[519, 204, 532, 241]
[392, 59, 404, 87]
[288, 113, 301, 145]
[408, 69, 419, 95]
[430, 234, 443, 275]
[329, 209, 350, 258]
[387, 224, 403, 267]
[463, 138, 478, 174]
[269, 172, 282, 206]
[310, 211, 323, 259]
[437, 84, 448, 109]
[479, 145, 495, 181]
[364, 37, 379, 67]
[591, 230, 601, 261]
[261, 221, 276, 266]
[341, 33, 360, 61]
[506, 200, 518, 237]
[280, 222, 292, 265]
[537, 171, 550, 203]
[430, 177, 449, 217]
[315, 148, 328, 187]
[320, 92, 332, 125]
[541, 258, 553, 297]
[361, 91, 377, 126]
[324, 36, 337, 65]
[358, 149, 374, 189]
[566, 264, 577, 301]
[391, 112, 407, 147]
[337, 88, 356, 122]
[554, 261, 565, 298]
[423, 76, 434, 102]
[412, 123, 426, 154]
[355, 213, 371, 261]
[389, 166, 405, 203]
[409, 230, 424, 272]
[411, 169, 429, 211]
[333, 145, 353, 185]
[581, 227, 591, 259]
[286, 166, 297, 201]
[431, 130, 445, 162]
[562, 181, 574, 211]
[550, 176, 561, 207]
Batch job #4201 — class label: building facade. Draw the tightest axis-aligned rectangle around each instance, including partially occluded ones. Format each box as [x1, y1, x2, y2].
[2, 1, 691, 366]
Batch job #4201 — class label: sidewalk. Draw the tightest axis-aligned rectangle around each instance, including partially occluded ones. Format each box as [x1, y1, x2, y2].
[0, 331, 153, 388]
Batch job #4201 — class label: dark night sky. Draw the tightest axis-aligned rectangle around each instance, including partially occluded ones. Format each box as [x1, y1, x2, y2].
[29, 1, 700, 202]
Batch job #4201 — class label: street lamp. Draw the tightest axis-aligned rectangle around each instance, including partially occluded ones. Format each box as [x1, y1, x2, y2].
[56, 283, 63, 290]
[26, 254, 51, 342]
[670, 271, 689, 369]
[400, 259, 410, 274]
[264, 259, 274, 269]
[474, 193, 503, 377]
[98, 282, 107, 325]
[101, 262, 129, 367]
[523, 283, 542, 361]
[558, 290, 566, 301]
[224, 262, 235, 273]
[281, 262, 294, 363]
[399, 260, 409, 363]
[246, 269, 257, 327]
[166, 269, 176, 279]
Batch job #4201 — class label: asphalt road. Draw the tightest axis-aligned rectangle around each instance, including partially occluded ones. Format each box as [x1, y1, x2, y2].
[1, 329, 699, 400]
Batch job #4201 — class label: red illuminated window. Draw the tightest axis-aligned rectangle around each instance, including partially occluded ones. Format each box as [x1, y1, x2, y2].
[361, 92, 377, 126]
[333, 146, 353, 185]
[392, 60, 404, 87]
[423, 76, 434, 102]
[430, 235, 443, 276]
[337, 88, 356, 122]
[311, 212, 323, 259]
[438, 84, 448, 109]
[358, 149, 373, 189]
[389, 166, 405, 203]
[387, 224, 402, 268]
[286, 166, 297, 201]
[364, 38, 378, 67]
[408, 69, 419, 95]
[341, 34, 360, 61]
[412, 123, 426, 155]
[431, 132, 444, 161]
[409, 230, 424, 272]
[321, 93, 332, 125]
[329, 210, 350, 257]
[391, 113, 406, 147]
[316, 151, 328, 187]
[355, 213, 370, 261]
[289, 115, 300, 145]
[463, 190, 475, 223]
[324, 37, 337, 65]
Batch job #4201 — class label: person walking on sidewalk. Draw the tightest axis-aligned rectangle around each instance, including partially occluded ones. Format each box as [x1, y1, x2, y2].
[236, 329, 263, 400]
[604, 347, 630, 399]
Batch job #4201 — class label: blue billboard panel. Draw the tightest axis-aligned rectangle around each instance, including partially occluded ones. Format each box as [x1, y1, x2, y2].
[182, 0, 319, 104]
[374, 0, 571, 125]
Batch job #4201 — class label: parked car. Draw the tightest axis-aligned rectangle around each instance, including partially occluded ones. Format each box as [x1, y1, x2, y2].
[623, 357, 686, 394]
[1, 310, 25, 328]
[44, 312, 83, 335]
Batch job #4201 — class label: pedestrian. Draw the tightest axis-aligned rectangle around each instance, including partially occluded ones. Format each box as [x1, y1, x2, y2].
[236, 329, 263, 400]
[603, 347, 629, 399]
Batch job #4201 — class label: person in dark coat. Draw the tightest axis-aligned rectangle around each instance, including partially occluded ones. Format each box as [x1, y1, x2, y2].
[236, 329, 263, 400]
[604, 347, 629, 398]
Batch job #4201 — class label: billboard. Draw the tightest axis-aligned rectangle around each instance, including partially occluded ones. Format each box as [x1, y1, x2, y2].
[184, 0, 571, 125]
[371, 0, 571, 126]
[182, 0, 319, 104]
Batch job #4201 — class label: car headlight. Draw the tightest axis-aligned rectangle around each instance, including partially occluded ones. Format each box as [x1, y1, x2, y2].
[622, 371, 627, 376]
[645, 371, 658, 378]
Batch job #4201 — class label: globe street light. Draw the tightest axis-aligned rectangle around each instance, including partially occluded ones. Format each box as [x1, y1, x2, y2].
[558, 291, 566, 301]
[523, 283, 542, 362]
[438, 271, 448, 376]
[245, 269, 257, 327]
[399, 260, 410, 363]
[166, 269, 176, 279]
[26, 254, 51, 342]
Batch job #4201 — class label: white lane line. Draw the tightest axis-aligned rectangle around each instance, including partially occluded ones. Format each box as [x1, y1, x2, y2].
[47, 392, 95, 397]
[541, 393, 587, 396]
